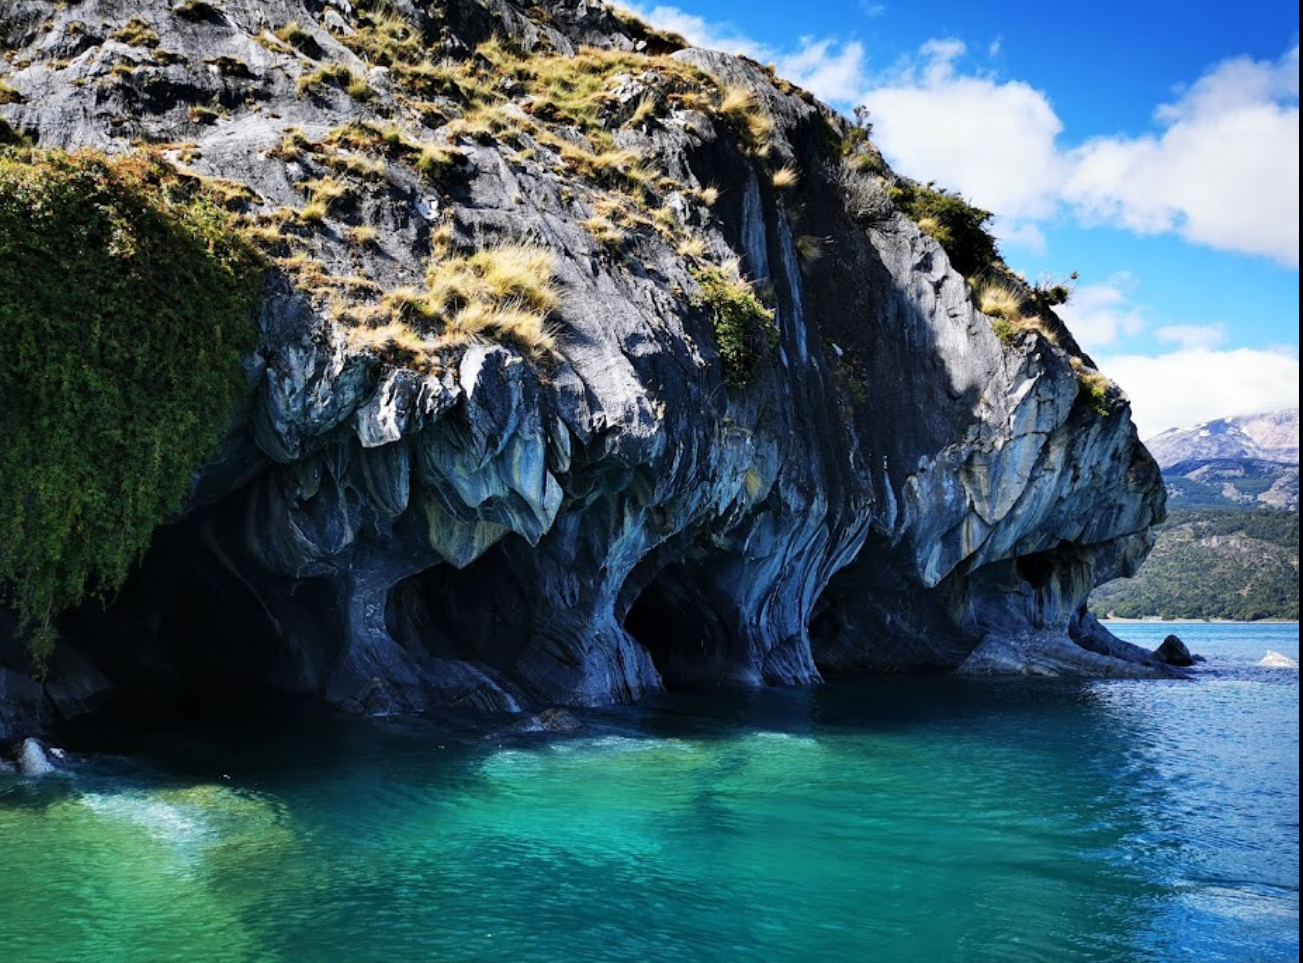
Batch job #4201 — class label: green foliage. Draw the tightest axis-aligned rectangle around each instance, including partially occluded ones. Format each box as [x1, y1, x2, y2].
[990, 318, 1020, 345]
[1094, 508, 1299, 620]
[1075, 368, 1111, 417]
[0, 149, 264, 665]
[889, 181, 998, 278]
[691, 265, 778, 387]
[0, 80, 22, 105]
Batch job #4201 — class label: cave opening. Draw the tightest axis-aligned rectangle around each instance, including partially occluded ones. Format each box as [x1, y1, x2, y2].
[58, 518, 332, 725]
[622, 562, 733, 690]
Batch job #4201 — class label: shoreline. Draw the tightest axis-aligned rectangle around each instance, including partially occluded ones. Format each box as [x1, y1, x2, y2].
[1100, 617, 1300, 625]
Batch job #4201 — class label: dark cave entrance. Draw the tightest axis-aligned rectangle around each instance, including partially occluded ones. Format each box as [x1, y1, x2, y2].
[621, 562, 734, 690]
[58, 518, 340, 724]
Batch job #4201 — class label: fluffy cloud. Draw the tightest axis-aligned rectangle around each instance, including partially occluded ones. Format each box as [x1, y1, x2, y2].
[1065, 48, 1300, 267]
[620, 4, 869, 106]
[1153, 323, 1227, 350]
[863, 43, 1300, 265]
[625, 5, 1299, 266]
[622, 4, 767, 60]
[1055, 278, 1146, 352]
[860, 41, 1066, 221]
[1097, 348, 1300, 438]
[780, 39, 868, 104]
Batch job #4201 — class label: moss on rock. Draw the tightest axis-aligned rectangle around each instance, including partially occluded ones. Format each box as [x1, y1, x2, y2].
[0, 149, 264, 665]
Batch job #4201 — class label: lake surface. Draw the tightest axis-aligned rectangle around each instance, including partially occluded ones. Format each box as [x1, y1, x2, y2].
[1, 622, 1298, 962]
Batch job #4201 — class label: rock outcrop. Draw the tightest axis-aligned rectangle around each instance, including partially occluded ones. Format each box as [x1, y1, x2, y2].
[1153, 634, 1196, 667]
[0, 0, 1173, 736]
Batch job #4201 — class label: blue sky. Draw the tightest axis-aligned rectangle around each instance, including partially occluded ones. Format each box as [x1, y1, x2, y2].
[624, 0, 1300, 436]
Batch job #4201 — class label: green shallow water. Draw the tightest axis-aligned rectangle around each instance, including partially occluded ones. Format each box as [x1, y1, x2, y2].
[2, 623, 1298, 963]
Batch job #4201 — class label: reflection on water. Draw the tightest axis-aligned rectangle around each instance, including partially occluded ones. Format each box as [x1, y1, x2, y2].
[1, 624, 1298, 963]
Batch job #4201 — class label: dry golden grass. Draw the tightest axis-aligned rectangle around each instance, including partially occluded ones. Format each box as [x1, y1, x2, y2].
[347, 322, 430, 368]
[466, 245, 559, 312]
[112, 18, 159, 48]
[677, 234, 708, 259]
[297, 199, 328, 224]
[716, 85, 773, 152]
[977, 282, 1023, 321]
[347, 225, 379, 248]
[771, 165, 799, 190]
[795, 234, 824, 264]
[581, 215, 627, 247]
[446, 301, 558, 355]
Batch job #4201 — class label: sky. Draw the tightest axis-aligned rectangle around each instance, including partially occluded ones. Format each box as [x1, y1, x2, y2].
[622, 0, 1300, 438]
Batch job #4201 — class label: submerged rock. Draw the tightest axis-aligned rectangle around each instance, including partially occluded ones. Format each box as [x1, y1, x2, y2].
[516, 708, 584, 733]
[1154, 634, 1197, 667]
[0, 0, 1172, 723]
[1258, 650, 1299, 669]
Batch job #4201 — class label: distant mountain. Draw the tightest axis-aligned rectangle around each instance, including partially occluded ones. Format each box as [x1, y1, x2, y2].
[1093, 408, 1299, 620]
[1146, 408, 1299, 512]
[1160, 458, 1299, 510]
[1146, 408, 1299, 467]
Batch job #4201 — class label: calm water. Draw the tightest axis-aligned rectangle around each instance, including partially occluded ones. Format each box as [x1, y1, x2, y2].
[1, 623, 1297, 963]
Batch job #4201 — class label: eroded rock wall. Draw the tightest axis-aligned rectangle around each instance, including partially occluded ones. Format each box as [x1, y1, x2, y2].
[0, 0, 1172, 736]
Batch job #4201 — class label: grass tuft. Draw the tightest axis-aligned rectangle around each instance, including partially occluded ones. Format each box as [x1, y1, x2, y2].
[112, 18, 159, 48]
[771, 165, 799, 190]
[977, 282, 1023, 321]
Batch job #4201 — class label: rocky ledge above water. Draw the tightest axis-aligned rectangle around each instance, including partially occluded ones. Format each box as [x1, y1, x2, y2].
[0, 0, 1178, 740]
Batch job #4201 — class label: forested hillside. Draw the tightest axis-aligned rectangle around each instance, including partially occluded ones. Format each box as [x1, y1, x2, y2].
[1095, 508, 1299, 621]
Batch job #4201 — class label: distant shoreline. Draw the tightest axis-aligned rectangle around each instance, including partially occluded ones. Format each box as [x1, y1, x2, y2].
[1100, 618, 1300, 625]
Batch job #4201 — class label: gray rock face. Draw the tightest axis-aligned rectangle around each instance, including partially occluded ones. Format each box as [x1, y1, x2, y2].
[0, 0, 1172, 726]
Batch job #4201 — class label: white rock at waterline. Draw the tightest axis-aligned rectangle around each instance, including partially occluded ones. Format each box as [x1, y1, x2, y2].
[1258, 650, 1299, 669]
[16, 738, 57, 776]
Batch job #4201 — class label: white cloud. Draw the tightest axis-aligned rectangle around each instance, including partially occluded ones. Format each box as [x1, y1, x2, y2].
[1097, 348, 1300, 438]
[862, 41, 1067, 221]
[993, 219, 1046, 254]
[861, 41, 1299, 265]
[622, 5, 869, 106]
[1064, 47, 1300, 266]
[780, 39, 868, 104]
[623, 4, 767, 59]
[1153, 323, 1227, 350]
[627, 5, 1299, 267]
[1055, 278, 1146, 352]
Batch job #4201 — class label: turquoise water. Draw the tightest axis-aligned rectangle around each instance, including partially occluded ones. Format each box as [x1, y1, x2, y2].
[1, 622, 1297, 963]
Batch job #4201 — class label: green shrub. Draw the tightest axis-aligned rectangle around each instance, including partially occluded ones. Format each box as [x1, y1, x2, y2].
[0, 149, 264, 665]
[889, 180, 998, 278]
[691, 264, 778, 387]
[1071, 359, 1111, 417]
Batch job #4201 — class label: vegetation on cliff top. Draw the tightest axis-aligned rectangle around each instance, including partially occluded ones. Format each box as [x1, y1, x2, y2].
[0, 149, 264, 664]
